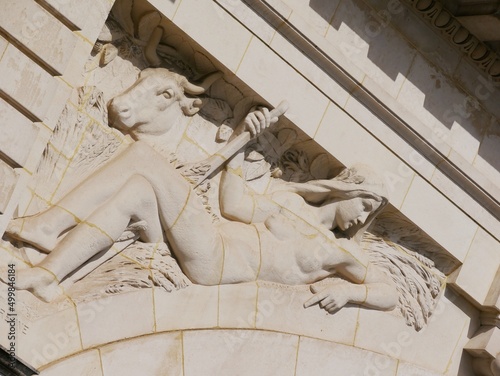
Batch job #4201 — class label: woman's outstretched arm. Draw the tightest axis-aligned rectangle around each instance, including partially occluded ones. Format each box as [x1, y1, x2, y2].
[304, 237, 398, 313]
[304, 263, 398, 313]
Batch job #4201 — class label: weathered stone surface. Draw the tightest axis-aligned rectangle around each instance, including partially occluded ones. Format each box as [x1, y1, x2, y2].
[0, 0, 78, 75]
[0, 43, 59, 121]
[100, 333, 183, 376]
[39, 350, 103, 376]
[0, 160, 17, 214]
[449, 228, 500, 306]
[41, 0, 114, 43]
[0, 98, 39, 167]
[0, 1, 499, 375]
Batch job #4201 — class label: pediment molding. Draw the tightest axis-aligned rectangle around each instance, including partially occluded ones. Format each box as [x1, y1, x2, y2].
[403, 0, 500, 80]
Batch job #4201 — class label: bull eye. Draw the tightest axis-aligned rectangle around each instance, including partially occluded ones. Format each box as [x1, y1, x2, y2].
[162, 88, 174, 99]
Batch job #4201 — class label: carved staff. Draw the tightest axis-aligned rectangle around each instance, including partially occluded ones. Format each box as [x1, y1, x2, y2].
[193, 100, 289, 188]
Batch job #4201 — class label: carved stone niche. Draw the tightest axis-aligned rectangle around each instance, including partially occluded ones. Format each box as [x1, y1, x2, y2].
[0, 1, 477, 375]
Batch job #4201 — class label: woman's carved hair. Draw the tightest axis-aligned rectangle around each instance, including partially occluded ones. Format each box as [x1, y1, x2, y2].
[281, 164, 389, 240]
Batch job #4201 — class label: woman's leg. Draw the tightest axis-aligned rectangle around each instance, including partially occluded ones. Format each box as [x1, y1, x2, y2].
[11, 175, 163, 302]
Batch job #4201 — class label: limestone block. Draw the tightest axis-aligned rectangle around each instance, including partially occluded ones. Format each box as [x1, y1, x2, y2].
[0, 99, 39, 167]
[0, 44, 59, 122]
[344, 94, 437, 180]
[22, 124, 53, 175]
[263, 0, 367, 85]
[147, 0, 182, 20]
[325, 0, 416, 98]
[465, 326, 500, 359]
[0, 0, 78, 75]
[449, 228, 500, 306]
[354, 292, 475, 374]
[76, 290, 154, 349]
[445, 311, 480, 376]
[40, 0, 114, 43]
[218, 283, 258, 329]
[295, 337, 398, 376]
[63, 37, 95, 88]
[43, 79, 73, 131]
[0, 36, 8, 57]
[474, 129, 500, 194]
[214, 0, 280, 44]
[259, 0, 293, 20]
[281, 0, 339, 37]
[154, 285, 218, 332]
[254, 283, 358, 345]
[396, 362, 443, 376]
[76, 0, 115, 44]
[429, 159, 500, 242]
[270, 29, 350, 108]
[400, 175, 478, 262]
[173, 0, 253, 72]
[446, 148, 500, 213]
[183, 329, 298, 376]
[485, 270, 500, 309]
[39, 350, 103, 376]
[0, 160, 18, 214]
[0, 168, 30, 235]
[236, 38, 330, 137]
[14, 301, 83, 369]
[397, 54, 486, 164]
[100, 332, 183, 376]
[314, 102, 414, 209]
[454, 58, 500, 121]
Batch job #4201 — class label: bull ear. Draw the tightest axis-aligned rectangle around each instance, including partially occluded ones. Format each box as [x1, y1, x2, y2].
[139, 67, 170, 78]
[183, 71, 223, 95]
[139, 68, 156, 78]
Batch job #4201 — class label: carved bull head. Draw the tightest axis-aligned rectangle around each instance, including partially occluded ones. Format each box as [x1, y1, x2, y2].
[109, 68, 221, 137]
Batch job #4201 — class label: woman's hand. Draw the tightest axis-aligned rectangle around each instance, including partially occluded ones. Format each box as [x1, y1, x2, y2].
[303, 280, 354, 314]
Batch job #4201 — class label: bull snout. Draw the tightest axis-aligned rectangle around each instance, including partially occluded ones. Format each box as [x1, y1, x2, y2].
[108, 97, 133, 129]
[109, 97, 131, 118]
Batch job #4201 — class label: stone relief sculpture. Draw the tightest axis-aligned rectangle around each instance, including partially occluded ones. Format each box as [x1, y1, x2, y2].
[0, 2, 448, 332]
[3, 80, 398, 313]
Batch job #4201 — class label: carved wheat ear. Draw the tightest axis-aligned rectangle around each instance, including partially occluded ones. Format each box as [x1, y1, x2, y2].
[336, 167, 365, 184]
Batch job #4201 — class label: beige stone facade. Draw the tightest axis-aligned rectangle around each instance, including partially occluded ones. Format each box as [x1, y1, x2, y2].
[0, 0, 499, 375]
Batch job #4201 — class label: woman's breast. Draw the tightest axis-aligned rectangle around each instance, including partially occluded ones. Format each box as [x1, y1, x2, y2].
[257, 220, 332, 285]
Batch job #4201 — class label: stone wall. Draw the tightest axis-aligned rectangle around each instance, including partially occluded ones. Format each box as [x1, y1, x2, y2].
[0, 0, 115, 234]
[0, 0, 499, 375]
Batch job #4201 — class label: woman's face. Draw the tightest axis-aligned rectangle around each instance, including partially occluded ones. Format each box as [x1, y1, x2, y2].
[335, 197, 380, 231]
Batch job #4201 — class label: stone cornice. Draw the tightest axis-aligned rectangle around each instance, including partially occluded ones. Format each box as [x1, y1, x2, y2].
[242, 0, 500, 230]
[403, 0, 500, 81]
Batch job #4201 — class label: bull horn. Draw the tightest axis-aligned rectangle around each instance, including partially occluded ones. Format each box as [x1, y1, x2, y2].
[183, 71, 223, 95]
